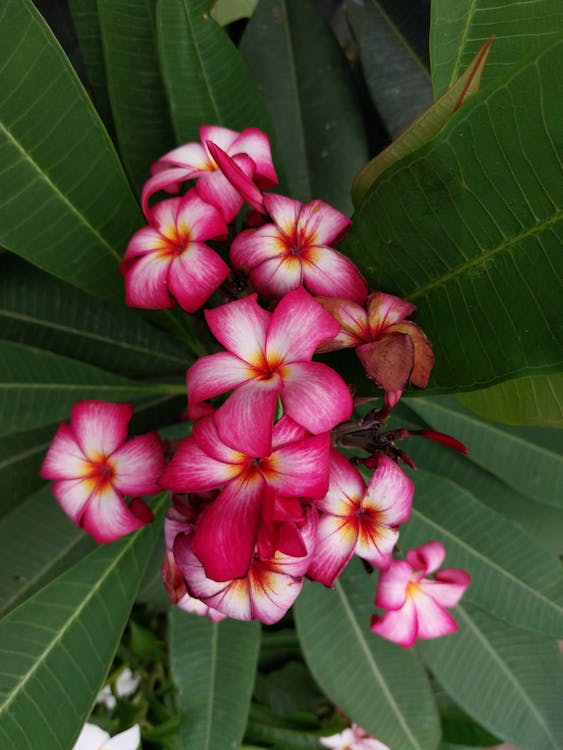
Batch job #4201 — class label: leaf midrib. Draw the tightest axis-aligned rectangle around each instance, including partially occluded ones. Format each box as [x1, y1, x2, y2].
[181, 0, 221, 124]
[448, 0, 479, 87]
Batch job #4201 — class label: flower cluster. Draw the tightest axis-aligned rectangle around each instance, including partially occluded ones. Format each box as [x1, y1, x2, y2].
[41, 125, 470, 648]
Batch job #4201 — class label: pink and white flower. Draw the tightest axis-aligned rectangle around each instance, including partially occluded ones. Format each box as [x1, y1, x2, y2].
[142, 125, 278, 222]
[40, 401, 163, 543]
[160, 415, 330, 581]
[371, 541, 471, 648]
[230, 193, 367, 302]
[307, 450, 413, 587]
[187, 287, 353, 456]
[120, 190, 229, 312]
[320, 723, 391, 750]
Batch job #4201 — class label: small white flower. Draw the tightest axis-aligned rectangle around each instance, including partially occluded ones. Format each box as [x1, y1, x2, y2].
[72, 722, 140, 750]
[320, 723, 391, 750]
[95, 685, 116, 711]
[114, 668, 141, 698]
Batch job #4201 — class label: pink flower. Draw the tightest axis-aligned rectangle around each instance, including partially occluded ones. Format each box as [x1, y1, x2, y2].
[40, 401, 164, 543]
[317, 292, 434, 392]
[120, 190, 229, 312]
[371, 541, 470, 648]
[160, 415, 330, 581]
[187, 287, 353, 457]
[230, 193, 367, 302]
[142, 125, 278, 222]
[320, 723, 391, 750]
[308, 450, 414, 587]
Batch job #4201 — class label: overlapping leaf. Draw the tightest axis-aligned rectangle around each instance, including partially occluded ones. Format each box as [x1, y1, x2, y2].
[345, 39, 563, 391]
[0, 0, 141, 301]
[295, 559, 440, 750]
[169, 609, 261, 750]
[0, 496, 166, 750]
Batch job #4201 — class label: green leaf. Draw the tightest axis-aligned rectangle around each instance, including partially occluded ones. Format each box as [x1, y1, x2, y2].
[169, 609, 261, 750]
[457, 372, 563, 428]
[240, 0, 369, 213]
[421, 605, 563, 750]
[0, 256, 190, 377]
[0, 485, 94, 618]
[430, 0, 563, 96]
[345, 39, 563, 390]
[406, 396, 563, 509]
[352, 38, 492, 206]
[0, 340, 184, 437]
[211, 0, 258, 25]
[0, 495, 166, 750]
[98, 0, 177, 194]
[399, 470, 563, 638]
[67, 0, 114, 129]
[157, 0, 270, 144]
[0, 0, 141, 301]
[295, 558, 440, 750]
[346, 0, 433, 139]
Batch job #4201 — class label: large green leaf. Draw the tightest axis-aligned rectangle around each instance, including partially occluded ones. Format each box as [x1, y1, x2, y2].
[457, 372, 563, 428]
[430, 0, 563, 96]
[169, 609, 261, 750]
[0, 0, 141, 301]
[0, 340, 184, 437]
[346, 0, 433, 139]
[156, 0, 270, 144]
[421, 605, 563, 750]
[406, 396, 563, 509]
[0, 486, 94, 618]
[98, 0, 176, 194]
[0, 495, 166, 750]
[399, 471, 563, 637]
[295, 559, 440, 750]
[0, 256, 190, 377]
[210, 0, 259, 25]
[240, 0, 369, 213]
[345, 39, 563, 391]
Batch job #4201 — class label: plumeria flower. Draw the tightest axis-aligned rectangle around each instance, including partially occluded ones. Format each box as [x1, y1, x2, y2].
[317, 292, 434, 393]
[72, 723, 140, 750]
[230, 193, 367, 302]
[187, 287, 353, 457]
[40, 401, 163, 543]
[371, 541, 471, 647]
[160, 415, 330, 581]
[142, 125, 278, 222]
[308, 450, 414, 587]
[119, 190, 229, 312]
[173, 506, 317, 624]
[320, 723, 391, 750]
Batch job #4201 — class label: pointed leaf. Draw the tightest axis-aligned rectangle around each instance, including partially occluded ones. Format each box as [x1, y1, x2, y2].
[295, 558, 440, 750]
[0, 495, 167, 750]
[421, 605, 563, 750]
[457, 373, 563, 428]
[0, 340, 184, 437]
[169, 609, 260, 750]
[241, 0, 369, 213]
[98, 0, 177, 194]
[399, 471, 563, 638]
[0, 0, 141, 301]
[345, 39, 563, 390]
[156, 0, 270, 143]
[430, 0, 563, 96]
[352, 38, 492, 206]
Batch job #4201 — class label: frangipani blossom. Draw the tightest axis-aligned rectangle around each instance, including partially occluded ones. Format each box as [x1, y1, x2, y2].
[230, 193, 367, 302]
[187, 287, 353, 456]
[371, 541, 470, 648]
[317, 292, 434, 392]
[120, 190, 229, 312]
[40, 401, 163, 543]
[320, 724, 391, 750]
[160, 414, 330, 581]
[72, 723, 140, 750]
[142, 125, 277, 222]
[308, 450, 413, 587]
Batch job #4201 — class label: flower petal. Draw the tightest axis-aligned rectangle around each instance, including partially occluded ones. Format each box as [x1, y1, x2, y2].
[176, 190, 228, 242]
[363, 455, 414, 526]
[72, 723, 111, 750]
[160, 435, 243, 492]
[302, 245, 368, 304]
[356, 334, 415, 391]
[355, 521, 398, 570]
[71, 401, 132, 461]
[52, 477, 97, 524]
[370, 596, 418, 647]
[297, 199, 352, 246]
[104, 724, 141, 750]
[411, 588, 458, 639]
[230, 225, 287, 270]
[201, 124, 240, 153]
[250, 255, 303, 298]
[420, 568, 471, 608]
[367, 292, 417, 334]
[406, 541, 446, 575]
[263, 193, 301, 239]
[271, 415, 310, 449]
[264, 432, 331, 498]
[315, 296, 370, 352]
[230, 127, 278, 187]
[246, 562, 303, 624]
[111, 433, 164, 496]
[122, 226, 169, 260]
[191, 475, 265, 580]
[168, 243, 230, 313]
[40, 423, 89, 480]
[266, 287, 340, 364]
[388, 321, 434, 389]
[192, 414, 248, 464]
[318, 449, 364, 516]
[206, 142, 264, 212]
[187, 351, 256, 412]
[121, 250, 174, 310]
[205, 293, 271, 366]
[196, 168, 244, 223]
[281, 361, 353, 434]
[374, 558, 412, 610]
[81, 484, 147, 543]
[141, 167, 194, 218]
[307, 513, 357, 587]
